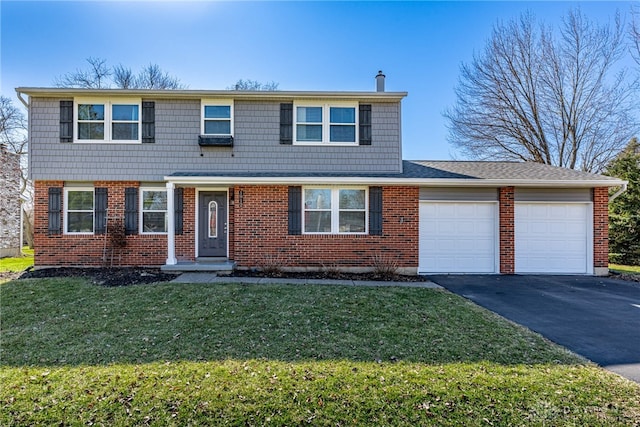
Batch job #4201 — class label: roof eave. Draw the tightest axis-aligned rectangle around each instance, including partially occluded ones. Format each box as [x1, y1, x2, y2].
[15, 87, 407, 102]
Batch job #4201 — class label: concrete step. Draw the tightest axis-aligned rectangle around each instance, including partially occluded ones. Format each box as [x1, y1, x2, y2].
[161, 260, 236, 273]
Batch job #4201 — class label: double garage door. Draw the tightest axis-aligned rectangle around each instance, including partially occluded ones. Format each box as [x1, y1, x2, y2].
[418, 201, 591, 274]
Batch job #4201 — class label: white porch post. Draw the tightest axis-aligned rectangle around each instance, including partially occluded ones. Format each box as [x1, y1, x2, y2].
[165, 182, 177, 265]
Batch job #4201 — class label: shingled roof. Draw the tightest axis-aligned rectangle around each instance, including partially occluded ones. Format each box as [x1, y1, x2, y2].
[167, 160, 625, 187]
[403, 161, 622, 182]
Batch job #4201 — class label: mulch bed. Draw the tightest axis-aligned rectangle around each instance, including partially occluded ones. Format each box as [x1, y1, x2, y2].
[8, 267, 427, 287]
[5, 267, 636, 287]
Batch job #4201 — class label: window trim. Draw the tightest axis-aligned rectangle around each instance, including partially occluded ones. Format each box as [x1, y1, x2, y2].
[139, 188, 168, 235]
[302, 187, 368, 235]
[293, 101, 358, 146]
[64, 187, 95, 235]
[74, 97, 141, 143]
[201, 99, 234, 136]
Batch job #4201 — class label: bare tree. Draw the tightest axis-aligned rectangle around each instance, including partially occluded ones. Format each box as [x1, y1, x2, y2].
[0, 96, 33, 247]
[227, 79, 279, 91]
[445, 9, 636, 173]
[113, 64, 136, 89]
[54, 57, 112, 89]
[135, 64, 183, 89]
[630, 5, 640, 66]
[54, 58, 184, 89]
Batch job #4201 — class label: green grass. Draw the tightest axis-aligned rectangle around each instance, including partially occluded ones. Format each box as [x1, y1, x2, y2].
[610, 264, 640, 275]
[2, 278, 639, 425]
[0, 247, 34, 273]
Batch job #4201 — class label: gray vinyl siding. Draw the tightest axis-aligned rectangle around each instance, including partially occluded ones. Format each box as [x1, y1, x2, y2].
[29, 98, 402, 181]
[514, 188, 592, 202]
[420, 187, 498, 201]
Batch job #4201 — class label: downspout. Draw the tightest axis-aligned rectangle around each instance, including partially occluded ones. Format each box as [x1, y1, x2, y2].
[16, 90, 29, 109]
[609, 182, 628, 203]
[15, 90, 29, 255]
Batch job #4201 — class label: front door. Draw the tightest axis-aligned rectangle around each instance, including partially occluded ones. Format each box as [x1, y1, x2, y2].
[198, 191, 227, 257]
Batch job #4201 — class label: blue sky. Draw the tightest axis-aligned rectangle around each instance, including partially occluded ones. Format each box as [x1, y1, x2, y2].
[1, 1, 634, 160]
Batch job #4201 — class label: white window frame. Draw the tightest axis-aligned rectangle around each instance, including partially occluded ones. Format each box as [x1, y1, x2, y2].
[302, 187, 368, 235]
[201, 99, 234, 136]
[74, 97, 141, 143]
[140, 188, 168, 235]
[64, 187, 95, 235]
[293, 101, 358, 145]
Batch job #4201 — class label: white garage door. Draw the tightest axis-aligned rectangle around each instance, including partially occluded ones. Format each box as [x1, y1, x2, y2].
[515, 203, 591, 274]
[419, 202, 497, 273]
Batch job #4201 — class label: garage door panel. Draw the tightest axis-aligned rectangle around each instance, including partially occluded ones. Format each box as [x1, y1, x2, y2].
[515, 203, 590, 274]
[419, 202, 497, 273]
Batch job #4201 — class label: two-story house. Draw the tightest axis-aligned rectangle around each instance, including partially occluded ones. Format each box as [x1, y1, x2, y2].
[17, 73, 626, 275]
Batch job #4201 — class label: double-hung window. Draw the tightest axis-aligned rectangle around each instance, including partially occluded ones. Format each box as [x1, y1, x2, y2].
[75, 98, 141, 142]
[201, 100, 233, 136]
[294, 102, 357, 145]
[65, 188, 94, 234]
[303, 188, 367, 234]
[141, 189, 168, 234]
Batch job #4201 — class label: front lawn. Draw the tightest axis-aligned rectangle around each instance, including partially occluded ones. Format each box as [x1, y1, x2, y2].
[610, 264, 640, 275]
[0, 247, 34, 273]
[2, 278, 639, 425]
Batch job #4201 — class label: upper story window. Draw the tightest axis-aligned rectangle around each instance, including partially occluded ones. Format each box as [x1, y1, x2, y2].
[75, 97, 141, 143]
[294, 102, 358, 145]
[303, 187, 367, 234]
[201, 100, 233, 136]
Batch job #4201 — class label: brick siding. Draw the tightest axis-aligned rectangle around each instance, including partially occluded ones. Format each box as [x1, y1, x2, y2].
[33, 181, 610, 274]
[33, 180, 195, 267]
[499, 186, 515, 274]
[593, 187, 609, 269]
[232, 185, 419, 270]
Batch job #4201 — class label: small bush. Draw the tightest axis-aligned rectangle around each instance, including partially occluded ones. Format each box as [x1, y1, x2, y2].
[258, 253, 285, 276]
[371, 253, 399, 278]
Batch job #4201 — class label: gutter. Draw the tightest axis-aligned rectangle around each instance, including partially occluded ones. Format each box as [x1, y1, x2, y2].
[609, 182, 628, 203]
[14, 87, 407, 102]
[165, 175, 628, 188]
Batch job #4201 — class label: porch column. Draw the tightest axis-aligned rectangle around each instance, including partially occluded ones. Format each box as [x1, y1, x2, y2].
[166, 182, 177, 265]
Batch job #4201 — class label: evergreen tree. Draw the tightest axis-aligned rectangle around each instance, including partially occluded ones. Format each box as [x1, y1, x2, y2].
[605, 138, 640, 265]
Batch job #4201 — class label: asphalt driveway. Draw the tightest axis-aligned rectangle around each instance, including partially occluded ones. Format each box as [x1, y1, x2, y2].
[428, 274, 640, 383]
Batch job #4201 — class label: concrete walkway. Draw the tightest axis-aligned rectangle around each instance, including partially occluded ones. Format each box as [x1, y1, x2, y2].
[171, 272, 442, 288]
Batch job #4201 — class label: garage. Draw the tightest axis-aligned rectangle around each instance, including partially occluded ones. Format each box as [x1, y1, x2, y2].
[419, 199, 498, 273]
[515, 201, 592, 274]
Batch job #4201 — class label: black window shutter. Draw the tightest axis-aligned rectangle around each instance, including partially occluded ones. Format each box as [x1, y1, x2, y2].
[60, 101, 73, 142]
[141, 101, 155, 143]
[359, 104, 372, 146]
[48, 187, 62, 235]
[94, 188, 108, 234]
[288, 186, 302, 235]
[124, 188, 139, 235]
[174, 187, 184, 235]
[280, 103, 293, 144]
[369, 186, 383, 235]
